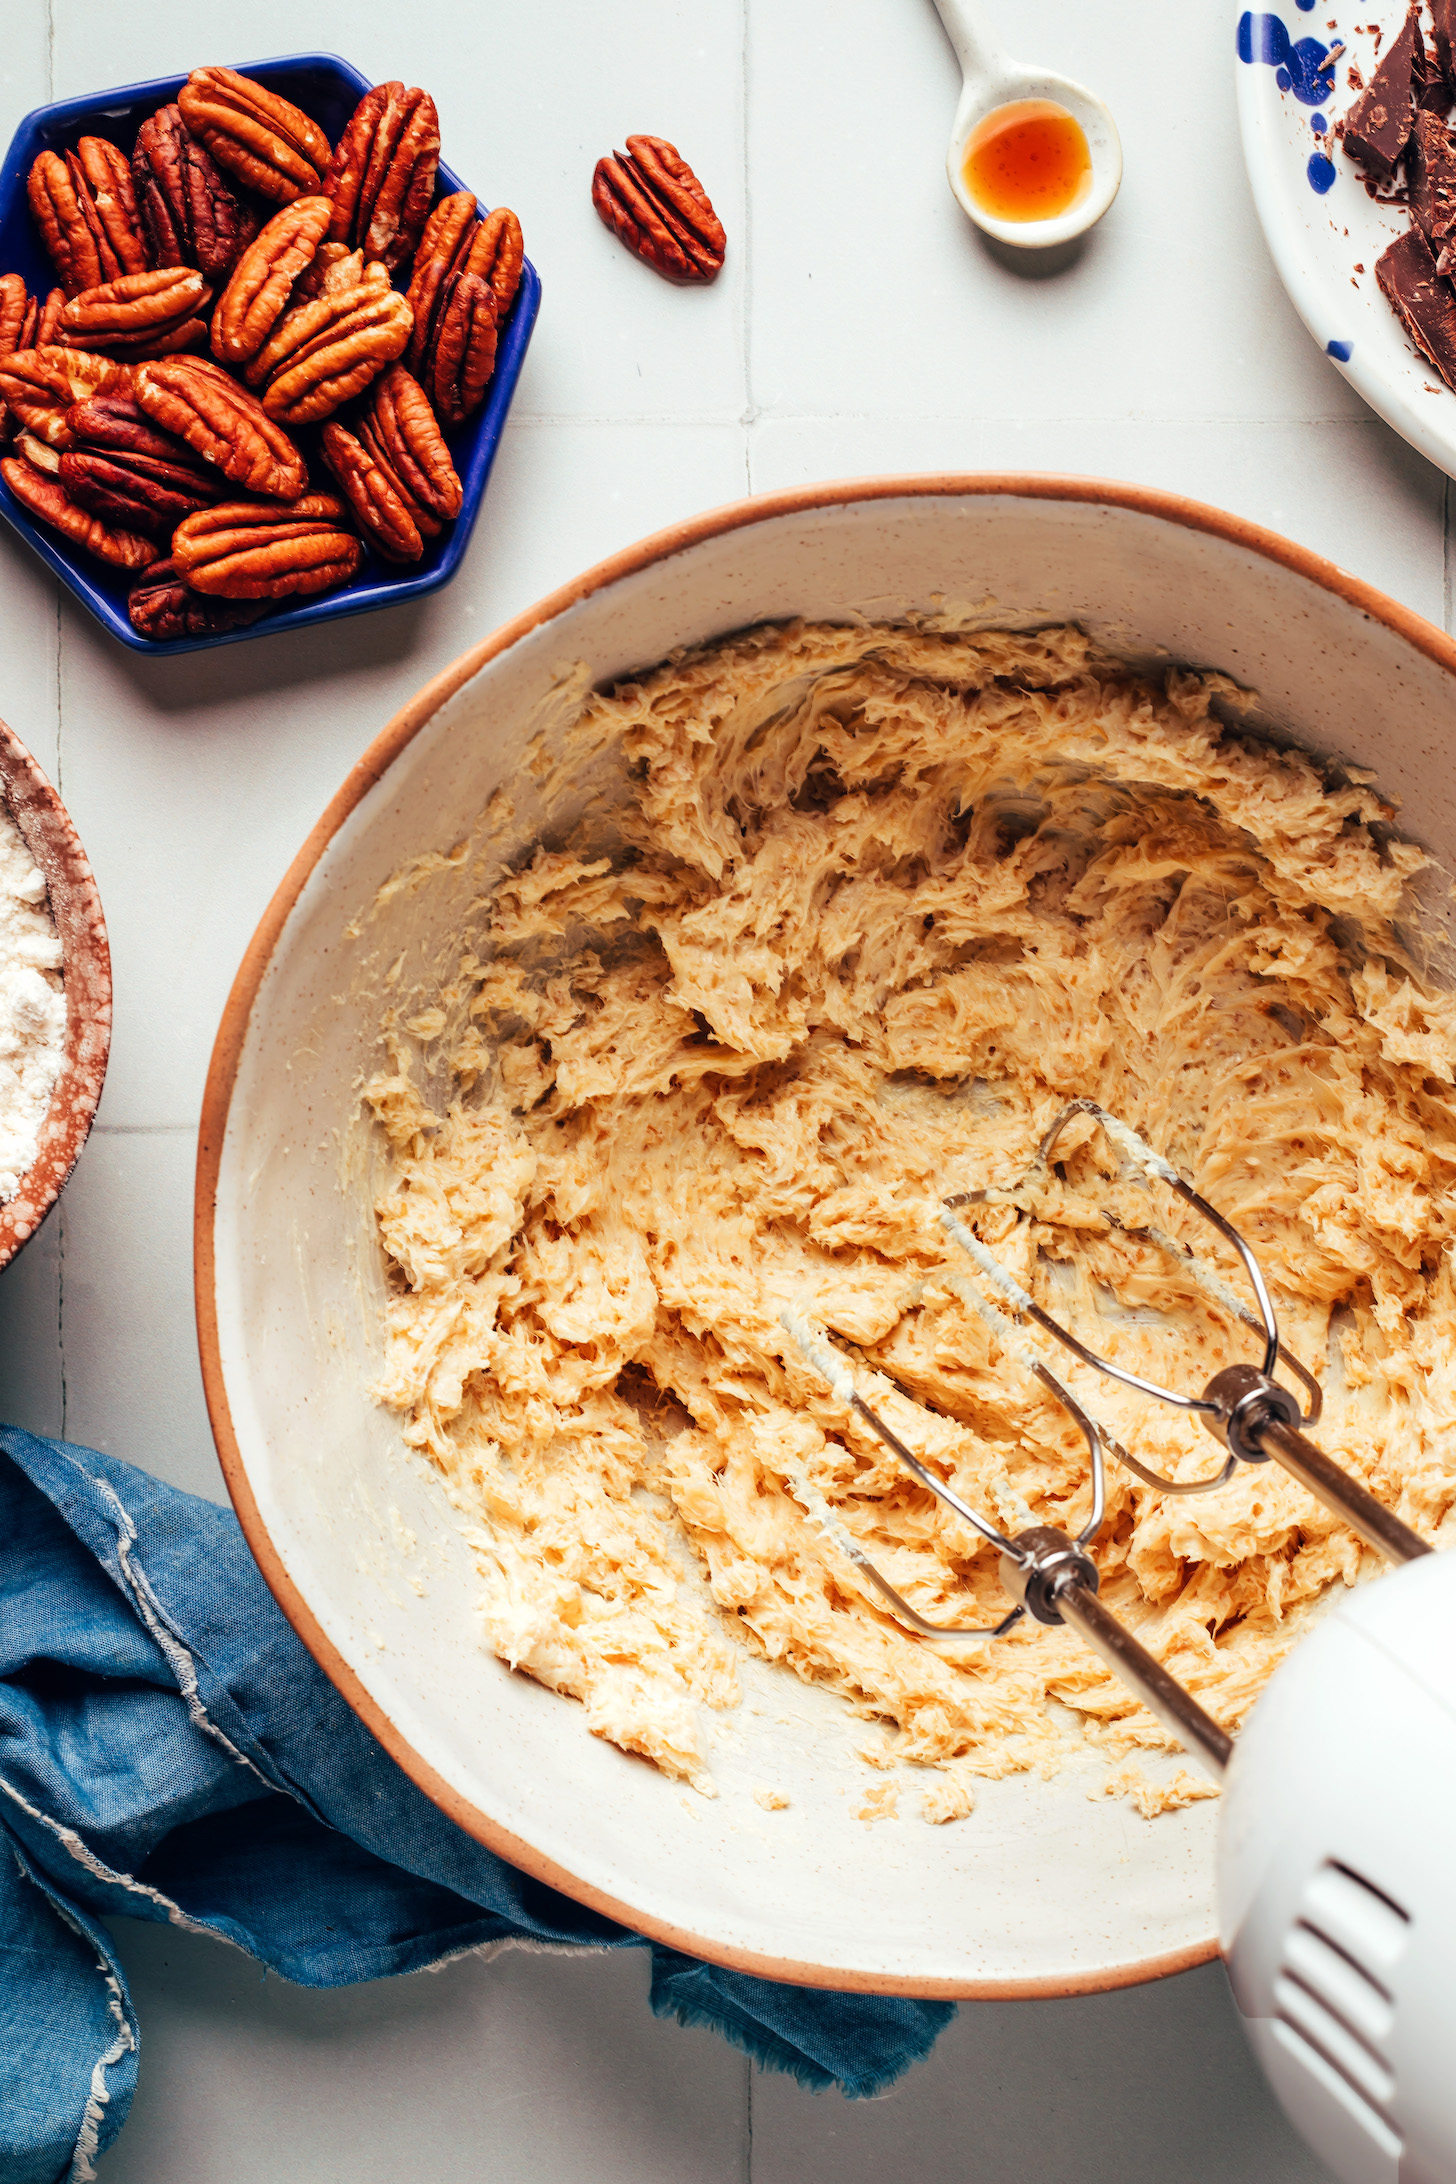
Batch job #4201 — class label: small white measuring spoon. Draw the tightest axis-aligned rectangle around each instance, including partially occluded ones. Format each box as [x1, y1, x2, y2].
[931, 0, 1122, 249]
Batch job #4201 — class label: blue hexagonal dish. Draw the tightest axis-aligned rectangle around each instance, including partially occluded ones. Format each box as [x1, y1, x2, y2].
[0, 52, 540, 652]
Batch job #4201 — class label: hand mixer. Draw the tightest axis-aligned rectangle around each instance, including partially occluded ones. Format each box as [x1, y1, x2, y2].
[784, 1100, 1456, 2184]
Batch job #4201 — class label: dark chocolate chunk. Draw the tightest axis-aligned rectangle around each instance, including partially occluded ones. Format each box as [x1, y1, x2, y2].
[1341, 5, 1422, 180]
[1408, 112, 1456, 262]
[1433, 0, 1456, 94]
[1377, 226, 1456, 387]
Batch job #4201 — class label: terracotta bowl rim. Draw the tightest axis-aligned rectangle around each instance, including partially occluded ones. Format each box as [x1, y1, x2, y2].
[0, 718, 110, 1272]
[193, 472, 1456, 1997]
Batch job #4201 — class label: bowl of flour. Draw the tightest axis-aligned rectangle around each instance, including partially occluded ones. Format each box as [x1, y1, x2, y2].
[0, 719, 109, 1270]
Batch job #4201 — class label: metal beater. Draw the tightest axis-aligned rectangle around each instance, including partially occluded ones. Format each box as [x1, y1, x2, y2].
[782, 1099, 1430, 1781]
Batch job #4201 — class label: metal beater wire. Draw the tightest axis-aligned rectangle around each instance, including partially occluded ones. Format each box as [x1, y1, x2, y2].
[779, 1280, 1110, 1641]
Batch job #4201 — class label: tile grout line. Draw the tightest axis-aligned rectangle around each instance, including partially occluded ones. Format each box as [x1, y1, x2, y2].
[506, 409, 1378, 429]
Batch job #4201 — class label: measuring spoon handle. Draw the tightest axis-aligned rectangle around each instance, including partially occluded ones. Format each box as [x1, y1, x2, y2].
[929, 0, 1009, 84]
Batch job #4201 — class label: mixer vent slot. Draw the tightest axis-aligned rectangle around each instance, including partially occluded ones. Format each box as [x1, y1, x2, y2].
[1272, 1861, 1409, 2162]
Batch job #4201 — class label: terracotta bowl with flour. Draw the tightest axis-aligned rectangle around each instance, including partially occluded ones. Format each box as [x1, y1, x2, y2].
[196, 480, 1456, 1998]
[0, 720, 110, 1270]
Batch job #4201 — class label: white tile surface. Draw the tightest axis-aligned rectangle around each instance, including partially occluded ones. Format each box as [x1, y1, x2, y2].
[0, 0, 1417, 2177]
[49, 1128, 221, 1500]
[749, 1962, 1330, 2184]
[99, 1924, 750, 2184]
[746, 0, 1368, 425]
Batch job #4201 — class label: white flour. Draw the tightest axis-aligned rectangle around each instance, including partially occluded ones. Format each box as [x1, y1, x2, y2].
[0, 796, 64, 1201]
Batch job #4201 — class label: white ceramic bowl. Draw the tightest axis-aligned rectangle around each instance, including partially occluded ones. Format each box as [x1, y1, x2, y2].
[1236, 0, 1456, 481]
[197, 478, 1456, 1997]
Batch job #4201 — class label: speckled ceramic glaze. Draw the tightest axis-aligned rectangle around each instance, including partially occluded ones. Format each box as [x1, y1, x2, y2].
[0, 721, 110, 1268]
[1236, 2, 1456, 479]
[197, 479, 1456, 1997]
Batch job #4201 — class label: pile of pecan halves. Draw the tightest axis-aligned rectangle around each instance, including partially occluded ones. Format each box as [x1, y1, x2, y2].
[0, 67, 524, 641]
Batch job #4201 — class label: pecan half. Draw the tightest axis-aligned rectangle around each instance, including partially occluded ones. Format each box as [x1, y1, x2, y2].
[414, 266, 495, 427]
[405, 195, 523, 386]
[359, 362, 461, 520]
[28, 151, 110, 295]
[0, 275, 30, 353]
[212, 197, 332, 369]
[73, 138, 149, 277]
[178, 68, 331, 205]
[322, 83, 440, 272]
[320, 419, 422, 561]
[172, 493, 362, 597]
[592, 135, 726, 283]
[129, 554, 270, 640]
[4, 284, 44, 355]
[2, 445, 160, 568]
[61, 268, 213, 359]
[247, 263, 413, 424]
[64, 386, 196, 462]
[60, 441, 229, 540]
[133, 355, 307, 498]
[0, 346, 124, 448]
[133, 103, 258, 279]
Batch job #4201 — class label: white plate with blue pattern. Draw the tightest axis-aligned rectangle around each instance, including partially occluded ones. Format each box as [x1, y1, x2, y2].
[1237, 3, 1456, 479]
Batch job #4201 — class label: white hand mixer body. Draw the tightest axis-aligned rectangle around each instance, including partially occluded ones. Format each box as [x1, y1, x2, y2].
[786, 1099, 1456, 2184]
[1220, 1550, 1456, 2184]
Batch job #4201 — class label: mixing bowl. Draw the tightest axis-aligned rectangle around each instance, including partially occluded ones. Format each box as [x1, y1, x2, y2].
[196, 478, 1456, 1996]
[0, 718, 109, 1270]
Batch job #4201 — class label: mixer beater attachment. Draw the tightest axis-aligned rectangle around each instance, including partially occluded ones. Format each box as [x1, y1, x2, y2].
[782, 1100, 1429, 1781]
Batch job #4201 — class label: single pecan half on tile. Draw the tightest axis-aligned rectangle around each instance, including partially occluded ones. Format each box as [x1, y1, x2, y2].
[172, 492, 362, 597]
[405, 195, 523, 385]
[323, 82, 440, 272]
[2, 442, 161, 568]
[0, 346, 125, 448]
[60, 439, 229, 540]
[319, 418, 423, 561]
[128, 553, 270, 640]
[73, 138, 149, 277]
[247, 262, 413, 424]
[360, 362, 461, 522]
[212, 196, 332, 369]
[179, 68, 331, 205]
[61, 267, 213, 359]
[133, 355, 307, 498]
[133, 103, 258, 279]
[592, 135, 725, 283]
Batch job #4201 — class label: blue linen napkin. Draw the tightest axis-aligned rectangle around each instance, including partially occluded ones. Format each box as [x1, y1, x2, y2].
[0, 1423, 953, 2182]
